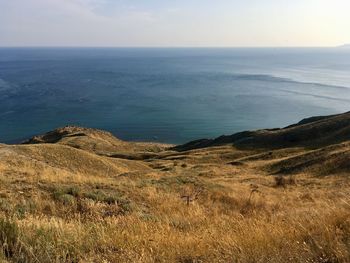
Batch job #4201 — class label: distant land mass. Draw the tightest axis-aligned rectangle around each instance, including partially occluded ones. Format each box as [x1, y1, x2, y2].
[338, 44, 350, 48]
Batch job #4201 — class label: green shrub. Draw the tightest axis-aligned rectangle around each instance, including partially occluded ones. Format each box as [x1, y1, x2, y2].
[0, 199, 12, 214]
[84, 190, 107, 202]
[59, 194, 76, 206]
[0, 218, 19, 258]
[52, 188, 66, 201]
[52, 186, 81, 205]
[116, 198, 132, 213]
[65, 187, 81, 198]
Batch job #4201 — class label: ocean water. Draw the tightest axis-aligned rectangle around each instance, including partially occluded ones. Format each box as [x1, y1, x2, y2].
[1, 47, 350, 144]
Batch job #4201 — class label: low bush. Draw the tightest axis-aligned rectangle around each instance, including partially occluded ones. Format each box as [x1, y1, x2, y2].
[274, 175, 297, 188]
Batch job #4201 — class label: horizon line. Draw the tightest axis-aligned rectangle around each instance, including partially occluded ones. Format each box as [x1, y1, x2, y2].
[0, 45, 346, 49]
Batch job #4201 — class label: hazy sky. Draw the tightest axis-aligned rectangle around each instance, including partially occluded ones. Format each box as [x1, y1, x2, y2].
[1, 0, 350, 47]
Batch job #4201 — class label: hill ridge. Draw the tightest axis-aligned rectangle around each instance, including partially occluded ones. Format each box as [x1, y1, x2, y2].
[174, 111, 350, 151]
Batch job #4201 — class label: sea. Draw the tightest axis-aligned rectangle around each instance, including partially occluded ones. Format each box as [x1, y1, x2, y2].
[1, 47, 350, 144]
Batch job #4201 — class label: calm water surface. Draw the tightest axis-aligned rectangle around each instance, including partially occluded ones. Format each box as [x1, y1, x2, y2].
[1, 48, 350, 144]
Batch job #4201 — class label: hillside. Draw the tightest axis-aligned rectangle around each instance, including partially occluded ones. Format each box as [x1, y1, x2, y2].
[1, 113, 350, 262]
[175, 111, 350, 151]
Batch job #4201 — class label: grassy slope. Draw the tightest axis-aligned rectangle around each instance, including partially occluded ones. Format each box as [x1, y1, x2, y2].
[0, 114, 350, 262]
[175, 111, 350, 151]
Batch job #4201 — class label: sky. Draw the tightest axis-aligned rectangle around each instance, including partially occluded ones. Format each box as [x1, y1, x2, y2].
[0, 0, 350, 47]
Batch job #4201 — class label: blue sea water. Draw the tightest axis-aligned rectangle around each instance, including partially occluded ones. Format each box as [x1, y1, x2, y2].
[1, 47, 350, 144]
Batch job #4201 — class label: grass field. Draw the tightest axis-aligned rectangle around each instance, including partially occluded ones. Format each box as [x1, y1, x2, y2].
[1, 115, 350, 262]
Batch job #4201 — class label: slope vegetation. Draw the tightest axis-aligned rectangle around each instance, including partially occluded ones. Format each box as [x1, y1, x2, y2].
[0, 113, 350, 262]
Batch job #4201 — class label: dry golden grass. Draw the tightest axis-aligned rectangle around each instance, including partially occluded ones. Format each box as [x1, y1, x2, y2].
[1, 126, 350, 262]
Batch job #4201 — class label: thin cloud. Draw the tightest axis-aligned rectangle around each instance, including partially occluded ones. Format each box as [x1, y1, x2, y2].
[0, 0, 349, 47]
